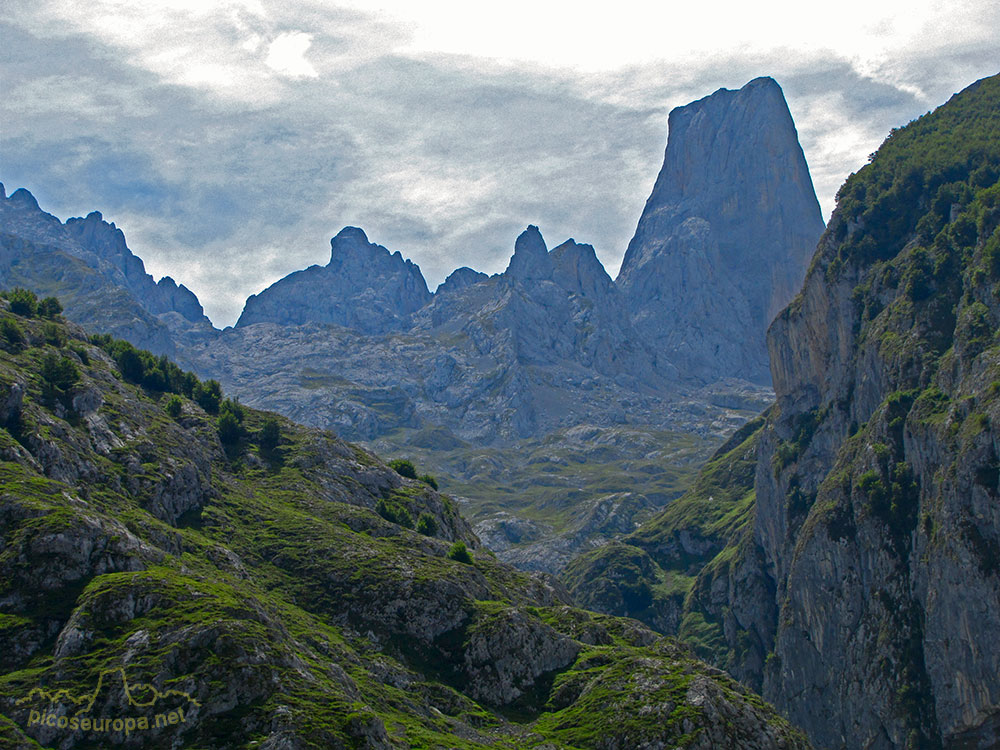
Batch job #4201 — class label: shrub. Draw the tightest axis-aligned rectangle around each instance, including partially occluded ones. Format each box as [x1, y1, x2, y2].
[41, 321, 66, 347]
[447, 541, 472, 564]
[416, 513, 438, 536]
[38, 297, 63, 319]
[40, 351, 79, 391]
[418, 474, 438, 490]
[217, 411, 243, 446]
[90, 335, 200, 396]
[0, 317, 26, 350]
[165, 395, 183, 418]
[389, 459, 417, 479]
[376, 499, 414, 529]
[40, 351, 80, 411]
[194, 380, 222, 413]
[8, 287, 38, 317]
[220, 398, 245, 423]
[259, 416, 281, 450]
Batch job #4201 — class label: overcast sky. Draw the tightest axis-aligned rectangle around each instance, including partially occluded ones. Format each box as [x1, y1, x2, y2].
[2, 1, 998, 326]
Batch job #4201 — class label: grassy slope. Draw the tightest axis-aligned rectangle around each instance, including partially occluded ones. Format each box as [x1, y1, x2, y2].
[0, 308, 807, 749]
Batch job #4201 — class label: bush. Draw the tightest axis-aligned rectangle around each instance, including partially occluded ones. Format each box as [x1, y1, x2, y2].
[38, 297, 63, 319]
[389, 459, 417, 479]
[7, 288, 38, 317]
[40, 351, 80, 411]
[418, 474, 438, 490]
[194, 380, 222, 413]
[259, 416, 281, 450]
[376, 499, 414, 529]
[0, 317, 26, 350]
[220, 398, 245, 423]
[41, 321, 66, 347]
[217, 411, 243, 446]
[416, 513, 438, 536]
[90, 336, 199, 396]
[447, 541, 472, 564]
[165, 395, 183, 418]
[40, 351, 79, 391]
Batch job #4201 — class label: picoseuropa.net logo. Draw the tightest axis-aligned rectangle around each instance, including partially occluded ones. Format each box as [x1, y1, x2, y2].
[15, 667, 200, 739]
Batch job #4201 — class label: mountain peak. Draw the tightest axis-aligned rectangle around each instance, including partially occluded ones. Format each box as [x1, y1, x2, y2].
[238, 228, 431, 332]
[9, 188, 40, 212]
[505, 225, 552, 281]
[616, 77, 825, 384]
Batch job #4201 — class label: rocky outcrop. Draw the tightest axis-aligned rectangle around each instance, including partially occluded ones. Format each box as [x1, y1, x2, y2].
[567, 74, 1000, 749]
[0, 185, 212, 357]
[616, 77, 825, 385]
[236, 226, 432, 332]
[436, 266, 488, 295]
[1, 77, 821, 578]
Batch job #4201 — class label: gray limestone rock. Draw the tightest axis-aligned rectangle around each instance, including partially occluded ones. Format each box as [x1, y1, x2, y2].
[436, 266, 488, 295]
[617, 76, 825, 385]
[236, 226, 432, 333]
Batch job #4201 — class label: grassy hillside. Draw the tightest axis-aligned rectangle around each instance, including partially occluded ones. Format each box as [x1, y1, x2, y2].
[0, 298, 807, 749]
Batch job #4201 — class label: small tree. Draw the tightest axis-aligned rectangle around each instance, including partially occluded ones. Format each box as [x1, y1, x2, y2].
[418, 474, 438, 490]
[38, 297, 63, 319]
[40, 351, 79, 411]
[0, 317, 26, 350]
[217, 411, 243, 446]
[8, 288, 38, 317]
[447, 541, 472, 564]
[40, 351, 79, 391]
[389, 458, 417, 479]
[220, 398, 245, 423]
[194, 379, 222, 413]
[259, 416, 281, 451]
[416, 513, 438, 537]
[41, 321, 66, 347]
[165, 395, 183, 418]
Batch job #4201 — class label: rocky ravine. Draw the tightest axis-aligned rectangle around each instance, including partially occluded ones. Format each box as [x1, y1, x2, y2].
[0, 304, 809, 749]
[567, 74, 1000, 749]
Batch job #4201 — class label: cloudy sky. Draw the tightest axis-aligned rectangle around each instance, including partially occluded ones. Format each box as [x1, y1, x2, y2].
[2, 1, 998, 326]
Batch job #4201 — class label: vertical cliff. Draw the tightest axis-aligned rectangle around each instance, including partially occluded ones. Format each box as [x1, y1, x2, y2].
[617, 77, 825, 384]
[568, 74, 1000, 749]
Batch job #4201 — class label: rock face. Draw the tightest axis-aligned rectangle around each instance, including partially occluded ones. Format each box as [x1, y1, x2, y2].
[567, 74, 1000, 749]
[236, 226, 432, 332]
[0, 306, 810, 749]
[0, 184, 212, 357]
[617, 77, 825, 385]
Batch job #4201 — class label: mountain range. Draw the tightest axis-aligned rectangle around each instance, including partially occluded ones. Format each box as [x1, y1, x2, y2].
[0, 77, 824, 574]
[4, 72, 998, 749]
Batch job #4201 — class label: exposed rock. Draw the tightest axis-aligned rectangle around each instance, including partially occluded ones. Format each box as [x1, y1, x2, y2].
[236, 226, 432, 332]
[617, 76, 825, 385]
[0, 188, 213, 357]
[568, 73, 1000, 750]
[0, 309, 810, 748]
[436, 266, 488, 295]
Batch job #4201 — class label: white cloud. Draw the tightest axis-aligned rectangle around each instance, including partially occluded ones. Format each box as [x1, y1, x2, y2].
[265, 31, 318, 78]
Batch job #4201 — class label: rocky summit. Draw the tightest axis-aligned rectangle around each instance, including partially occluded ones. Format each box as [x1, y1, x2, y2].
[0, 304, 809, 749]
[236, 226, 433, 333]
[0, 185, 213, 359]
[0, 78, 822, 577]
[567, 74, 1000, 749]
[616, 77, 825, 385]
